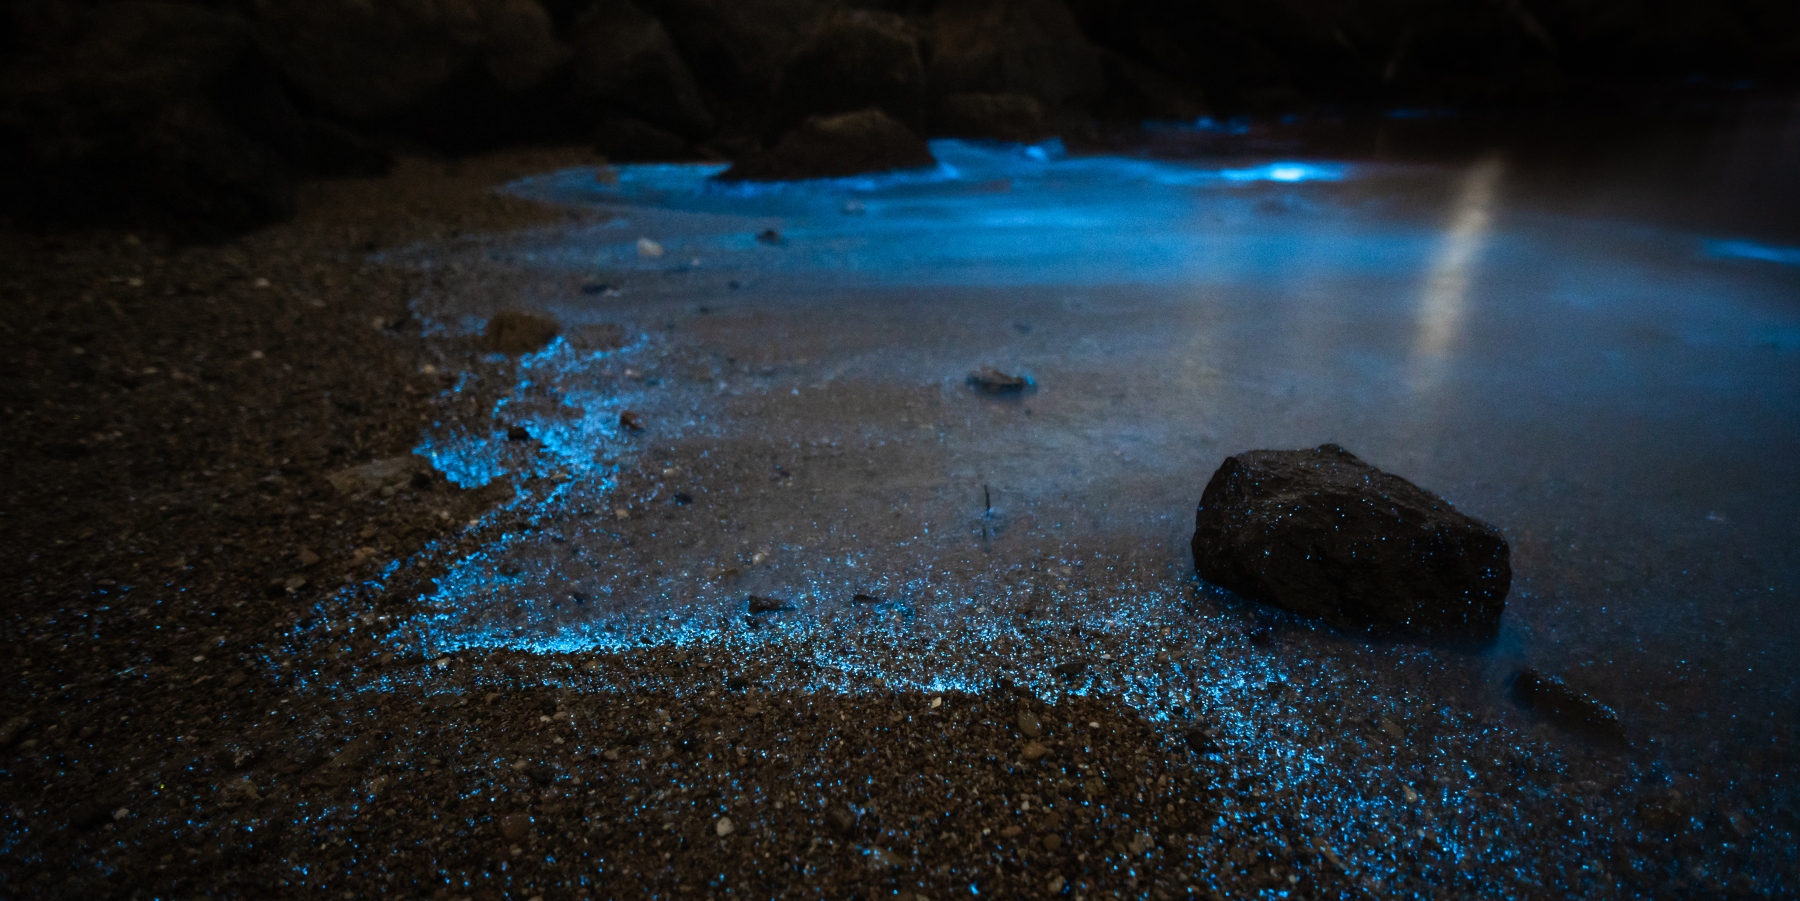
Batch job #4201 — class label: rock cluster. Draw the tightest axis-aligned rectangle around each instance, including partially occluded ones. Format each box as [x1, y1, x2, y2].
[4, 0, 1794, 230]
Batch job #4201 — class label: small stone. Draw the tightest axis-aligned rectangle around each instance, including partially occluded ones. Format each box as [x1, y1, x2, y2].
[1042, 834, 1063, 851]
[1508, 669, 1625, 745]
[1048, 874, 1066, 892]
[484, 311, 560, 356]
[1182, 728, 1220, 754]
[0, 715, 31, 748]
[1022, 741, 1050, 761]
[1016, 709, 1044, 738]
[637, 238, 665, 258]
[1000, 825, 1023, 837]
[620, 410, 645, 431]
[326, 456, 417, 496]
[747, 595, 790, 614]
[715, 816, 734, 837]
[828, 806, 856, 834]
[756, 228, 784, 245]
[498, 813, 531, 844]
[220, 778, 261, 807]
[297, 547, 320, 567]
[930, 697, 943, 709]
[507, 425, 531, 441]
[968, 367, 1031, 394]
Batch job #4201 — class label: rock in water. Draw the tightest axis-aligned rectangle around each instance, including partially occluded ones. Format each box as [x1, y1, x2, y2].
[1190, 444, 1510, 640]
[715, 108, 934, 182]
[1507, 669, 1626, 746]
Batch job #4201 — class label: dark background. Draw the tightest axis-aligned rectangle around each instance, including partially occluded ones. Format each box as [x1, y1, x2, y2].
[3, 0, 1797, 237]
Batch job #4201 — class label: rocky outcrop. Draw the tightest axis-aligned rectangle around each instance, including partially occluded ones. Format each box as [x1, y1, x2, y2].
[0, 1, 386, 235]
[929, 0, 1105, 111]
[249, 0, 489, 120]
[1191, 444, 1511, 641]
[636, 0, 833, 106]
[569, 0, 714, 139]
[933, 92, 1050, 141]
[769, 11, 926, 136]
[716, 108, 935, 182]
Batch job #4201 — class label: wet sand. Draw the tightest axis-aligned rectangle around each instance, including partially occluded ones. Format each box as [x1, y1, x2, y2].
[3, 103, 1797, 900]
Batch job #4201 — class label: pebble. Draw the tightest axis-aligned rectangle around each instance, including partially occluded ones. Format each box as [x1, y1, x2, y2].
[637, 238, 665, 258]
[1022, 741, 1050, 761]
[620, 410, 645, 431]
[498, 813, 531, 843]
[715, 816, 734, 837]
[1048, 874, 1066, 892]
[297, 547, 320, 567]
[1017, 709, 1044, 738]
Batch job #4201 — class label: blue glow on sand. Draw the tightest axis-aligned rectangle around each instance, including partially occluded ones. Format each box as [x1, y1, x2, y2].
[1708, 238, 1800, 266]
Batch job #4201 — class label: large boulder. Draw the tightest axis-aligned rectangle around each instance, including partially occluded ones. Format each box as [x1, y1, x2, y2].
[0, 1, 384, 235]
[768, 11, 927, 136]
[716, 108, 935, 182]
[928, 0, 1105, 110]
[1191, 444, 1510, 641]
[635, 0, 834, 106]
[568, 0, 715, 139]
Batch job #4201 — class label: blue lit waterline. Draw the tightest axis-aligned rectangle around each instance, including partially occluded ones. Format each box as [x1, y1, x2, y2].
[285, 139, 1800, 898]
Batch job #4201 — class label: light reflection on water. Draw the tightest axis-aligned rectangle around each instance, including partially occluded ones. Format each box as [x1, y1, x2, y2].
[324, 138, 1796, 897]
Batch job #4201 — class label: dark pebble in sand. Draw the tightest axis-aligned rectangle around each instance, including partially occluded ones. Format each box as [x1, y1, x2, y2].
[1508, 668, 1626, 746]
[968, 366, 1031, 394]
[747, 595, 791, 614]
[484, 310, 559, 356]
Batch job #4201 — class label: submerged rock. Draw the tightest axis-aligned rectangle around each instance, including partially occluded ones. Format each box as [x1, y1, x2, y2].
[1508, 669, 1626, 745]
[715, 108, 934, 182]
[1191, 444, 1510, 640]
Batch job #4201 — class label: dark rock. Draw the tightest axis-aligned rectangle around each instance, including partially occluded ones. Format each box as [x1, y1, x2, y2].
[484, 311, 559, 356]
[594, 116, 694, 161]
[636, 0, 833, 106]
[569, 0, 715, 139]
[828, 805, 857, 834]
[968, 366, 1032, 393]
[1053, 660, 1087, 679]
[619, 410, 646, 431]
[1191, 444, 1510, 640]
[1507, 669, 1626, 745]
[747, 595, 790, 613]
[1181, 727, 1220, 754]
[248, 0, 487, 120]
[1094, 49, 1207, 123]
[67, 799, 122, 833]
[769, 10, 926, 136]
[933, 92, 1051, 142]
[928, 0, 1104, 110]
[0, 2, 304, 234]
[716, 108, 935, 182]
[672, 491, 694, 504]
[507, 425, 531, 442]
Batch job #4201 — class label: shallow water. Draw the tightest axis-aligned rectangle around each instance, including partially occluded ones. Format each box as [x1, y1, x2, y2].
[370, 110, 1798, 896]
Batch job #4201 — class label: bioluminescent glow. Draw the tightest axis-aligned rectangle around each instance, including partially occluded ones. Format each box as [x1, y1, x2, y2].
[299, 137, 1800, 900]
[1708, 238, 1800, 266]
